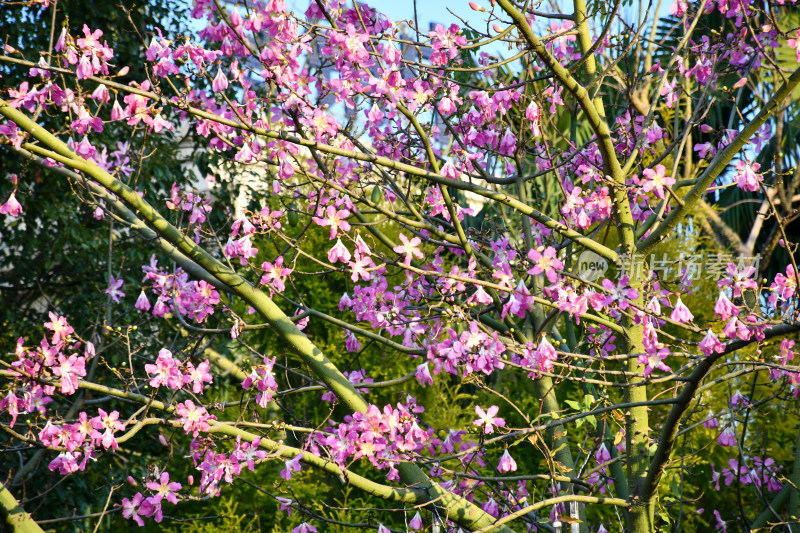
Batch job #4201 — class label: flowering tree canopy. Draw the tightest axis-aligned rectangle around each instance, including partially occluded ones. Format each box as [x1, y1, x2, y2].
[2, 0, 800, 531]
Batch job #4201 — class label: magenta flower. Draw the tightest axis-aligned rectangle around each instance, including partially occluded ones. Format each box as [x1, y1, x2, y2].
[415, 362, 433, 387]
[122, 493, 146, 526]
[474, 405, 505, 434]
[718, 426, 737, 447]
[703, 409, 719, 429]
[722, 316, 751, 341]
[276, 496, 292, 516]
[279, 453, 303, 480]
[699, 330, 724, 356]
[497, 449, 517, 473]
[718, 262, 758, 297]
[596, 443, 612, 464]
[600, 276, 639, 310]
[105, 275, 125, 304]
[292, 523, 317, 533]
[730, 390, 748, 407]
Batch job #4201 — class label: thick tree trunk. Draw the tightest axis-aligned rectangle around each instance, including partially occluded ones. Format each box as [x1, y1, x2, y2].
[0, 482, 44, 533]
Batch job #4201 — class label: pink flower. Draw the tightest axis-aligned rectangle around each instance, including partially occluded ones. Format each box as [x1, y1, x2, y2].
[242, 356, 278, 408]
[789, 29, 800, 62]
[292, 523, 317, 533]
[660, 78, 679, 108]
[440, 160, 459, 179]
[638, 346, 671, 377]
[409, 511, 423, 530]
[438, 97, 456, 116]
[699, 330, 724, 356]
[527, 247, 563, 282]
[212, 67, 228, 92]
[135, 290, 151, 311]
[90, 408, 124, 450]
[146, 472, 181, 505]
[670, 297, 693, 323]
[532, 336, 558, 373]
[415, 362, 433, 387]
[525, 102, 541, 136]
[234, 436, 267, 471]
[184, 360, 213, 394]
[735, 160, 761, 192]
[497, 449, 517, 473]
[722, 316, 750, 341]
[0, 191, 23, 216]
[44, 311, 74, 344]
[393, 233, 424, 267]
[144, 349, 184, 390]
[327, 238, 351, 263]
[260, 256, 292, 293]
[110, 99, 126, 121]
[474, 405, 505, 434]
[641, 164, 675, 199]
[279, 453, 303, 480]
[314, 205, 351, 240]
[53, 355, 87, 395]
[176, 400, 214, 437]
[348, 252, 374, 282]
[714, 291, 738, 321]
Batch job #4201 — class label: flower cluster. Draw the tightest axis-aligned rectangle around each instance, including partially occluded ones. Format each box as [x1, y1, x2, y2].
[144, 348, 213, 394]
[138, 255, 220, 323]
[314, 398, 431, 481]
